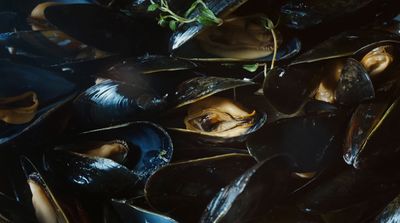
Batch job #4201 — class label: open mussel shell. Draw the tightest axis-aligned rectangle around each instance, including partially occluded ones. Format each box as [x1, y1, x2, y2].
[291, 30, 400, 65]
[0, 60, 78, 150]
[44, 122, 173, 198]
[247, 112, 347, 173]
[169, 0, 249, 51]
[171, 76, 256, 109]
[43, 3, 169, 56]
[20, 156, 88, 223]
[344, 95, 400, 169]
[265, 30, 400, 114]
[72, 79, 167, 129]
[145, 154, 256, 222]
[110, 200, 178, 223]
[166, 76, 265, 145]
[172, 15, 301, 62]
[200, 155, 295, 223]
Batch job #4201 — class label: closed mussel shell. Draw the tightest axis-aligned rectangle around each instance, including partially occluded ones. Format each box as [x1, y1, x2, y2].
[263, 63, 324, 114]
[247, 112, 348, 173]
[43, 3, 169, 56]
[200, 155, 295, 223]
[145, 153, 256, 222]
[100, 55, 199, 98]
[44, 122, 173, 198]
[72, 79, 167, 129]
[346, 95, 400, 169]
[297, 166, 400, 214]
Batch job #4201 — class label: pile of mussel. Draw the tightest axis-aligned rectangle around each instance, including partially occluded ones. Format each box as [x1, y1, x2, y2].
[2, 0, 400, 222]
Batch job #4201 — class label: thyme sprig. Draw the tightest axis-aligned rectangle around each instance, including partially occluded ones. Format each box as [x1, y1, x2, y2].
[148, 0, 223, 31]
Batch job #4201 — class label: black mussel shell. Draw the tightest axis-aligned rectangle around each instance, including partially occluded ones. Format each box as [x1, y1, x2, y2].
[344, 95, 400, 169]
[304, 100, 339, 115]
[297, 166, 400, 214]
[374, 192, 400, 223]
[100, 55, 199, 97]
[247, 112, 348, 173]
[166, 76, 265, 145]
[281, 0, 399, 30]
[0, 30, 103, 63]
[259, 205, 323, 223]
[44, 4, 169, 55]
[145, 154, 256, 222]
[20, 156, 72, 223]
[343, 100, 389, 167]
[291, 30, 400, 65]
[73, 79, 167, 129]
[171, 145, 248, 162]
[105, 55, 196, 76]
[200, 155, 295, 223]
[0, 192, 33, 223]
[168, 111, 266, 145]
[0, 60, 76, 105]
[334, 58, 375, 106]
[169, 0, 249, 51]
[44, 122, 173, 198]
[263, 63, 324, 114]
[111, 200, 178, 223]
[171, 76, 256, 109]
[172, 32, 301, 63]
[0, 60, 78, 150]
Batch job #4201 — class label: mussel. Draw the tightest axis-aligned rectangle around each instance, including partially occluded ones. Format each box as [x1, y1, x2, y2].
[247, 111, 348, 173]
[264, 29, 400, 114]
[343, 92, 400, 169]
[200, 155, 295, 223]
[42, 3, 169, 55]
[72, 79, 167, 129]
[166, 76, 266, 145]
[44, 122, 173, 198]
[173, 15, 301, 62]
[0, 60, 77, 150]
[145, 154, 256, 222]
[21, 156, 90, 223]
[169, 0, 249, 50]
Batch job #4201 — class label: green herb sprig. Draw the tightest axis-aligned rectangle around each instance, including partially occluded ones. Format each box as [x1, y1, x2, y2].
[148, 0, 223, 31]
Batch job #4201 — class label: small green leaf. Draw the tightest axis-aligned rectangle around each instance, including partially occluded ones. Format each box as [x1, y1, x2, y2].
[243, 64, 260, 72]
[197, 16, 216, 26]
[169, 20, 177, 31]
[158, 17, 168, 27]
[147, 3, 159, 12]
[200, 7, 218, 21]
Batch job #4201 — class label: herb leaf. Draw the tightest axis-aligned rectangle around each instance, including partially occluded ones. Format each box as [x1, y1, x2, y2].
[147, 3, 159, 12]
